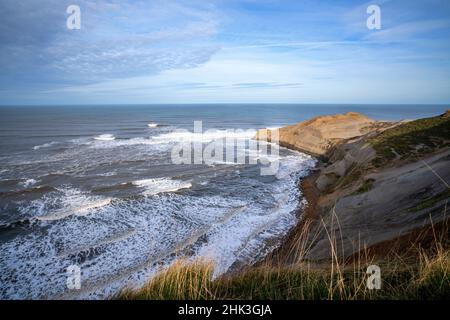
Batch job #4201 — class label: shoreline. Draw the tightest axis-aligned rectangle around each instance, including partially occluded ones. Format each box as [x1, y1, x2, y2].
[261, 167, 321, 266]
[254, 109, 450, 268]
[120, 110, 450, 300]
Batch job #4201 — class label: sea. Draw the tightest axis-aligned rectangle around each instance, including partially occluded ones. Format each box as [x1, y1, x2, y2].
[0, 104, 447, 299]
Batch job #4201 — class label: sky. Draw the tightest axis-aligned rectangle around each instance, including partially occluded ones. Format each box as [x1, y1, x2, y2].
[0, 0, 450, 105]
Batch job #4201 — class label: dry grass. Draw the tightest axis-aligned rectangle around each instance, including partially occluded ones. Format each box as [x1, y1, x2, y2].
[118, 251, 449, 300]
[120, 259, 216, 300]
[118, 207, 450, 300]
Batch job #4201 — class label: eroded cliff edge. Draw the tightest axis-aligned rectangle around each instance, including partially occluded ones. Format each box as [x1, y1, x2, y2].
[257, 111, 450, 263]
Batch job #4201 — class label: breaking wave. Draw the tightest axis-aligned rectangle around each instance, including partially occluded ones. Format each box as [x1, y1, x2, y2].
[0, 119, 317, 300]
[19, 179, 38, 188]
[33, 141, 58, 150]
[20, 187, 114, 222]
[132, 178, 192, 195]
[0, 152, 315, 299]
[94, 134, 115, 141]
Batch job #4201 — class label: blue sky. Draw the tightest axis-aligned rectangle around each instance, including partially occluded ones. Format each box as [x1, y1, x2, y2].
[0, 0, 449, 105]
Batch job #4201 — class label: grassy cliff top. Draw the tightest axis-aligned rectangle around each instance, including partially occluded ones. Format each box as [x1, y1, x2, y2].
[370, 110, 450, 167]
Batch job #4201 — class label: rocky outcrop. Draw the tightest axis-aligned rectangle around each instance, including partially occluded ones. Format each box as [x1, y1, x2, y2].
[307, 148, 450, 260]
[260, 111, 450, 263]
[256, 112, 391, 157]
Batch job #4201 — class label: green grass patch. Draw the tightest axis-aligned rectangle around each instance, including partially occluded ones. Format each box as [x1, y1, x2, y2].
[370, 113, 450, 167]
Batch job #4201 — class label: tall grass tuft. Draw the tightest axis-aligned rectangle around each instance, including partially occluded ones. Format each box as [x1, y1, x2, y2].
[120, 259, 216, 300]
[119, 207, 450, 300]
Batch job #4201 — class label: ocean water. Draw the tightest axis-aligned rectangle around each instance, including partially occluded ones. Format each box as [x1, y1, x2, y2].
[0, 104, 446, 299]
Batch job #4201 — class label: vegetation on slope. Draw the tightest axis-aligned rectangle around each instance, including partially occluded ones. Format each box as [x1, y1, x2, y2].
[119, 218, 450, 300]
[119, 249, 450, 300]
[119, 112, 450, 301]
[370, 111, 450, 167]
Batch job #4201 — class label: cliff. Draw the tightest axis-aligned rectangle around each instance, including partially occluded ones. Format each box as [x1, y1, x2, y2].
[255, 112, 393, 157]
[258, 110, 450, 262]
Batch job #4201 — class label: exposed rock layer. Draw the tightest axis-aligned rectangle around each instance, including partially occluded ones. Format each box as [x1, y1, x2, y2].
[256, 112, 390, 157]
[258, 111, 450, 262]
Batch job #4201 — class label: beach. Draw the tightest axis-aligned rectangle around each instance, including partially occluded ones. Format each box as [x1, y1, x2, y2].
[0, 104, 448, 299]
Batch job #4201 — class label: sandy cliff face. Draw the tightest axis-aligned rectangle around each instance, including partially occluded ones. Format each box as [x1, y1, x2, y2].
[259, 111, 450, 262]
[256, 112, 382, 156]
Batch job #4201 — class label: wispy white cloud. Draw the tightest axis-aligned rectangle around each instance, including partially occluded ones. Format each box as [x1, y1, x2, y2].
[364, 19, 450, 42]
[0, 0, 220, 82]
[1, 0, 450, 104]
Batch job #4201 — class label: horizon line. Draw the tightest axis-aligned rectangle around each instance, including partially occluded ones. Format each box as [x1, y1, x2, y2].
[1, 103, 449, 107]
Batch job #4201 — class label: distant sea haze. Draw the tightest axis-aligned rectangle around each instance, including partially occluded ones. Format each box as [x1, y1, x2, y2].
[0, 104, 446, 299]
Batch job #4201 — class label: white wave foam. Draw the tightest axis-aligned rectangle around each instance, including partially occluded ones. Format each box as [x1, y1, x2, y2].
[95, 171, 116, 177]
[30, 187, 113, 221]
[33, 141, 57, 150]
[132, 178, 192, 195]
[147, 123, 158, 128]
[87, 128, 257, 151]
[1, 193, 247, 299]
[94, 134, 115, 141]
[191, 154, 315, 277]
[38, 199, 112, 221]
[276, 153, 316, 180]
[210, 160, 240, 166]
[151, 129, 257, 144]
[265, 126, 282, 131]
[90, 137, 162, 149]
[19, 178, 38, 188]
[1, 150, 316, 299]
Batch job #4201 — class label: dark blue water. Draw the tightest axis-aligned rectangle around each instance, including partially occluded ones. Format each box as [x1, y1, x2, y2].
[0, 104, 446, 153]
[0, 104, 446, 299]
